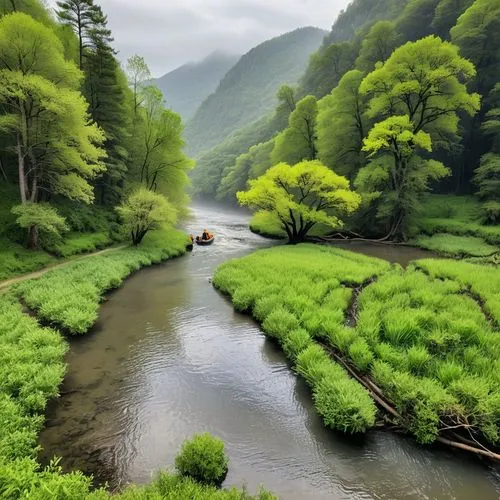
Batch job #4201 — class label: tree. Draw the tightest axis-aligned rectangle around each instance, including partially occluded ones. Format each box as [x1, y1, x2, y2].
[0, 13, 106, 247]
[358, 36, 480, 238]
[126, 55, 151, 116]
[56, 0, 103, 69]
[216, 139, 274, 202]
[431, 0, 474, 39]
[131, 86, 192, 205]
[237, 160, 361, 244]
[396, 0, 440, 42]
[11, 203, 68, 249]
[355, 21, 401, 72]
[317, 70, 368, 180]
[301, 42, 357, 98]
[116, 188, 177, 245]
[272, 95, 318, 165]
[475, 85, 500, 223]
[451, 0, 500, 97]
[357, 116, 449, 239]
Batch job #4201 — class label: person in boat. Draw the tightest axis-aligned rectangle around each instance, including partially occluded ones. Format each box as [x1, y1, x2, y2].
[202, 229, 211, 240]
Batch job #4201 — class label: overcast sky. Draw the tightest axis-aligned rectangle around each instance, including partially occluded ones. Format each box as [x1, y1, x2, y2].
[46, 0, 350, 77]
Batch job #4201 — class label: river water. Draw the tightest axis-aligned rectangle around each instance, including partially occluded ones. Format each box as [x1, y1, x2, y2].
[39, 204, 500, 499]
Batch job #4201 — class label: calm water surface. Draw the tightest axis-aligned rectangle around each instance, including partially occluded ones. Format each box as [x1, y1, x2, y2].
[40, 204, 500, 499]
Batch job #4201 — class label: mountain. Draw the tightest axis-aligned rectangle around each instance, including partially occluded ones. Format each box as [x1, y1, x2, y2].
[185, 27, 327, 156]
[154, 51, 240, 121]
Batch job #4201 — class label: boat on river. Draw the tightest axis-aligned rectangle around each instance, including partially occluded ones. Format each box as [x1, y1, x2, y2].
[195, 235, 215, 246]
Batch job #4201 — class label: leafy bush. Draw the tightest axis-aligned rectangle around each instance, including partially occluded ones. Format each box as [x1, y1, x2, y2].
[175, 433, 229, 486]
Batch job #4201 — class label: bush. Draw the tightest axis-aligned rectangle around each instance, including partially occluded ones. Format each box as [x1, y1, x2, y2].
[175, 433, 229, 486]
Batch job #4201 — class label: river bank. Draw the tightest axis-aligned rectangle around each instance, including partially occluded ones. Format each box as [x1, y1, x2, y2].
[1, 228, 273, 498]
[37, 204, 500, 499]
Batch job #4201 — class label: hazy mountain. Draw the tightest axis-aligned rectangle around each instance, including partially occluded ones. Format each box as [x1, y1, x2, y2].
[154, 51, 240, 121]
[185, 27, 327, 156]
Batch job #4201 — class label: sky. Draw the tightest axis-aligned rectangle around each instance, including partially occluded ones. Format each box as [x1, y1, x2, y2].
[46, 0, 351, 77]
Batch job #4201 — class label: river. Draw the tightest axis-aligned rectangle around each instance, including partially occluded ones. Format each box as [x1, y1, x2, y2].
[39, 204, 500, 499]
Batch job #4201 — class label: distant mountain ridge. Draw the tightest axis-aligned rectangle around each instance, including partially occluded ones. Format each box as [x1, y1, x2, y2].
[154, 51, 240, 121]
[185, 27, 327, 156]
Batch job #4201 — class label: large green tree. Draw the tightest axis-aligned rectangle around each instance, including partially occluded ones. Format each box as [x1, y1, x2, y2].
[272, 95, 318, 165]
[358, 36, 480, 238]
[56, 0, 104, 69]
[317, 70, 368, 180]
[237, 160, 361, 244]
[131, 86, 192, 206]
[0, 13, 105, 246]
[355, 21, 401, 72]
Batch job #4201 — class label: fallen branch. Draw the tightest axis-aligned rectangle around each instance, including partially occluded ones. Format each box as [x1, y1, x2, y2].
[436, 437, 500, 461]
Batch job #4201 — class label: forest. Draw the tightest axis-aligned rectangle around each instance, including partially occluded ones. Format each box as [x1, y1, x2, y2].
[194, 0, 500, 254]
[0, 0, 499, 498]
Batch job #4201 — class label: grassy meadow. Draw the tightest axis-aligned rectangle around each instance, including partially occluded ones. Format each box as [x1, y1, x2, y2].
[213, 245, 500, 449]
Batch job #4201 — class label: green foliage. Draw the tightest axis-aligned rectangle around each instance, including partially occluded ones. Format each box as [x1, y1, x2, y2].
[357, 36, 480, 239]
[412, 194, 500, 245]
[238, 160, 361, 243]
[116, 188, 177, 245]
[186, 27, 326, 156]
[11, 204, 68, 249]
[14, 229, 188, 334]
[271, 95, 318, 165]
[355, 21, 401, 72]
[413, 234, 498, 257]
[47, 232, 112, 258]
[214, 245, 390, 436]
[316, 70, 368, 180]
[0, 238, 54, 281]
[175, 433, 228, 486]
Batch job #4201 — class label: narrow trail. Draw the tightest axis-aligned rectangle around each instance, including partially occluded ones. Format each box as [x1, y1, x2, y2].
[0, 245, 127, 292]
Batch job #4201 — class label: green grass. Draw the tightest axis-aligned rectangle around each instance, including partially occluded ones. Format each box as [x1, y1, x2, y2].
[0, 238, 55, 281]
[45, 232, 113, 258]
[214, 244, 500, 448]
[0, 227, 273, 498]
[214, 244, 392, 434]
[412, 234, 498, 257]
[14, 229, 188, 335]
[413, 195, 500, 245]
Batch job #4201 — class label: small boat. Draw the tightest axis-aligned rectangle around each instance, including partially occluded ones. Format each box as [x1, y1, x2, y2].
[195, 235, 215, 246]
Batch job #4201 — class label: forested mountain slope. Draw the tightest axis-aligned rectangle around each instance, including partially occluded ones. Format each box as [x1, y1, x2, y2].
[196, 0, 500, 233]
[154, 51, 240, 121]
[185, 27, 326, 156]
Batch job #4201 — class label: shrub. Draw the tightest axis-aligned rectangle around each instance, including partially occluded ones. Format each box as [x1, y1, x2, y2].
[175, 433, 229, 486]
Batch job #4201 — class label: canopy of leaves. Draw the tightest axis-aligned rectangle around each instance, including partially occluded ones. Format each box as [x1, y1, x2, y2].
[238, 160, 361, 243]
[272, 95, 318, 165]
[116, 188, 177, 245]
[316, 70, 368, 179]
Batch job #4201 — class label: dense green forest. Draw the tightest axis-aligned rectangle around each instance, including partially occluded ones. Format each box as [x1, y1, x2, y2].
[0, 0, 193, 276]
[185, 27, 326, 156]
[154, 51, 240, 122]
[193, 0, 500, 247]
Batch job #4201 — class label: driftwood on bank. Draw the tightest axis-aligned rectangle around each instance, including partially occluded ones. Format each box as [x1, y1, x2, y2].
[317, 340, 500, 462]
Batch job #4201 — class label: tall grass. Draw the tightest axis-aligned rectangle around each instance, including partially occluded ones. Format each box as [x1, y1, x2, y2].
[13, 229, 188, 334]
[215, 244, 500, 448]
[214, 245, 389, 434]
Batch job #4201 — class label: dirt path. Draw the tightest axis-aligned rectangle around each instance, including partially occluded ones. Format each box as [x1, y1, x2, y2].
[0, 245, 127, 292]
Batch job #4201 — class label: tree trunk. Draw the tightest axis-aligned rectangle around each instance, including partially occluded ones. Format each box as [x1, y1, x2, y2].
[28, 224, 38, 249]
[17, 133, 27, 204]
